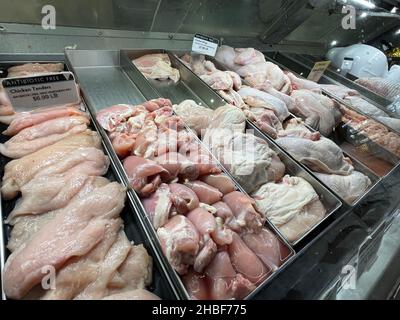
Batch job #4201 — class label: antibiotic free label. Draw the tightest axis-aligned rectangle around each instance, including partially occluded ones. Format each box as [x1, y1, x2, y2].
[2, 72, 80, 111]
[192, 33, 219, 57]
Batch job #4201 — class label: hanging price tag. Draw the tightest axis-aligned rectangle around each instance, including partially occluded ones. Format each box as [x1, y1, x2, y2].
[307, 60, 331, 82]
[192, 33, 219, 57]
[1, 72, 79, 111]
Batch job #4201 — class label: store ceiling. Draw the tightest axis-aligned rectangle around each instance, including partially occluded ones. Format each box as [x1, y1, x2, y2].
[0, 0, 399, 52]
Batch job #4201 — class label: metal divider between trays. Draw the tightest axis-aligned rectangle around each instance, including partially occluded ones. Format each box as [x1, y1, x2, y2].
[119, 48, 301, 299]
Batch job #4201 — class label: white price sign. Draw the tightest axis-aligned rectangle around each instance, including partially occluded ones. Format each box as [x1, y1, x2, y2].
[192, 33, 219, 57]
[1, 72, 79, 111]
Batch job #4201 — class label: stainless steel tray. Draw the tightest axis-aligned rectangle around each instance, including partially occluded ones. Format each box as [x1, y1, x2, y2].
[121, 49, 342, 248]
[66, 49, 297, 300]
[171, 52, 381, 207]
[0, 56, 178, 300]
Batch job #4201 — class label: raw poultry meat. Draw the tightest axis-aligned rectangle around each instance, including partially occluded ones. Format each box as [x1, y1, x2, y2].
[200, 70, 234, 90]
[173, 100, 214, 135]
[205, 251, 255, 300]
[157, 215, 200, 275]
[184, 180, 223, 204]
[6, 175, 109, 224]
[193, 238, 218, 273]
[1, 131, 103, 199]
[314, 171, 371, 203]
[223, 191, 264, 233]
[7, 62, 64, 77]
[182, 270, 209, 300]
[73, 234, 152, 300]
[155, 151, 199, 181]
[199, 173, 236, 194]
[39, 219, 122, 299]
[102, 289, 160, 300]
[212, 201, 242, 233]
[275, 136, 354, 175]
[169, 183, 199, 214]
[286, 72, 321, 92]
[123, 155, 170, 197]
[242, 228, 292, 270]
[0, 86, 14, 116]
[3, 182, 126, 299]
[237, 86, 290, 122]
[320, 84, 400, 132]
[218, 89, 247, 109]
[278, 118, 321, 141]
[210, 131, 285, 194]
[133, 53, 180, 83]
[355, 77, 400, 101]
[142, 183, 172, 229]
[3, 104, 84, 136]
[205, 103, 247, 134]
[291, 89, 341, 136]
[228, 232, 269, 284]
[340, 105, 400, 157]
[0, 115, 90, 158]
[252, 176, 326, 242]
[215, 46, 291, 93]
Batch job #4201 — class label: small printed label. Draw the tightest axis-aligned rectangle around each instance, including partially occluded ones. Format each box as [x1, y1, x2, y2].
[192, 33, 219, 57]
[341, 57, 354, 71]
[307, 60, 331, 82]
[2, 72, 79, 111]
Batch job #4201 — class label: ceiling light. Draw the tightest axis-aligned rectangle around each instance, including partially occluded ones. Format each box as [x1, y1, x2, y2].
[360, 12, 368, 18]
[331, 40, 338, 46]
[352, 0, 375, 9]
[391, 7, 397, 13]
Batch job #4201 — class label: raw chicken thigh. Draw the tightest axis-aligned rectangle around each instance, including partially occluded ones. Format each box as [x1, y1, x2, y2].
[133, 53, 180, 83]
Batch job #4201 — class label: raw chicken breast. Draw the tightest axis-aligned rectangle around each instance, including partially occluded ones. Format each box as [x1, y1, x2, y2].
[7, 62, 64, 77]
[7, 175, 109, 224]
[154, 152, 199, 181]
[223, 191, 264, 233]
[123, 156, 170, 197]
[173, 100, 214, 135]
[3, 104, 84, 136]
[242, 228, 292, 270]
[238, 86, 290, 121]
[142, 183, 172, 229]
[228, 232, 270, 284]
[287, 72, 321, 92]
[3, 182, 126, 299]
[200, 70, 233, 90]
[184, 180, 223, 204]
[205, 251, 255, 300]
[133, 53, 180, 83]
[102, 289, 160, 300]
[182, 269, 209, 300]
[1, 131, 103, 199]
[0, 115, 89, 158]
[157, 215, 200, 275]
[275, 136, 354, 175]
[187, 207, 217, 235]
[74, 234, 152, 300]
[291, 89, 341, 136]
[252, 176, 326, 242]
[0, 87, 14, 116]
[313, 171, 371, 203]
[199, 174, 236, 194]
[193, 238, 218, 273]
[169, 183, 199, 215]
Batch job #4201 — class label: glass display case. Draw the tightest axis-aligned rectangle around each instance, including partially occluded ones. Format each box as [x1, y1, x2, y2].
[1, 0, 400, 300]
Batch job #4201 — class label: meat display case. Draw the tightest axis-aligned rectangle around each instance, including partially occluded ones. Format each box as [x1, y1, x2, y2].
[1, 0, 400, 301]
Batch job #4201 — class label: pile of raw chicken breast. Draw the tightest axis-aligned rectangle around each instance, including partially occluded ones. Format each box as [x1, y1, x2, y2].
[97, 98, 294, 299]
[0, 63, 159, 300]
[178, 46, 400, 203]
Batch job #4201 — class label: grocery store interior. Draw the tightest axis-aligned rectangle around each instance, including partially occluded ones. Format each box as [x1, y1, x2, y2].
[1, 0, 400, 300]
